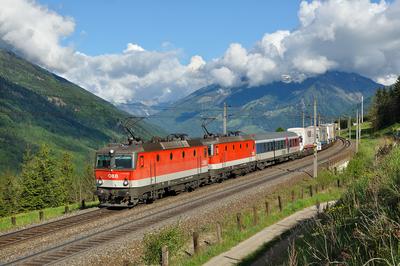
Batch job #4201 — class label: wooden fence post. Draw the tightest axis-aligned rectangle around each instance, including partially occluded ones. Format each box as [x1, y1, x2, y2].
[216, 222, 222, 243]
[337, 179, 340, 188]
[252, 206, 258, 225]
[309, 185, 313, 197]
[81, 199, 86, 209]
[161, 245, 169, 266]
[39, 211, 44, 222]
[193, 231, 199, 254]
[278, 196, 282, 212]
[265, 201, 269, 216]
[316, 200, 321, 213]
[11, 216, 16, 226]
[236, 213, 243, 231]
[64, 205, 69, 214]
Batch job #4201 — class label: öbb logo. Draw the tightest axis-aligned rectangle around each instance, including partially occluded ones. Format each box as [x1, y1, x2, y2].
[107, 173, 119, 179]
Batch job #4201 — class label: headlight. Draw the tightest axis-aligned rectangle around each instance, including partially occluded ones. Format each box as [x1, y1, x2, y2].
[123, 179, 129, 186]
[97, 179, 103, 186]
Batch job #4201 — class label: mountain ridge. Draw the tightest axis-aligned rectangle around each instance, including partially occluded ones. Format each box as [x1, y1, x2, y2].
[146, 71, 382, 136]
[0, 49, 164, 172]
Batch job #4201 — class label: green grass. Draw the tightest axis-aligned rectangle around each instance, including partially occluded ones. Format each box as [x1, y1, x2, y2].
[281, 127, 400, 265]
[0, 200, 99, 232]
[171, 184, 345, 266]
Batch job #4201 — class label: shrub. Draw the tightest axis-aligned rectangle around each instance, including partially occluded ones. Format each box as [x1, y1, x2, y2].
[142, 224, 186, 265]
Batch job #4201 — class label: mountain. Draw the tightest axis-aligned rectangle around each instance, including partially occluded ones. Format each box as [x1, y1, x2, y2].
[148, 71, 382, 136]
[0, 50, 164, 172]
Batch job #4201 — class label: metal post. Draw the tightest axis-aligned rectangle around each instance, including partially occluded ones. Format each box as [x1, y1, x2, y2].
[313, 97, 318, 178]
[348, 116, 351, 140]
[361, 95, 364, 123]
[339, 116, 341, 136]
[356, 110, 359, 153]
[359, 111, 362, 142]
[223, 102, 227, 135]
[302, 112, 305, 128]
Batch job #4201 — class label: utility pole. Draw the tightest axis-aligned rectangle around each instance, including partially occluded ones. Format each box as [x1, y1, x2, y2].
[348, 116, 351, 140]
[361, 95, 364, 123]
[318, 114, 321, 126]
[313, 97, 318, 178]
[356, 110, 359, 153]
[223, 102, 227, 135]
[302, 112, 305, 128]
[339, 116, 341, 136]
[359, 109, 362, 144]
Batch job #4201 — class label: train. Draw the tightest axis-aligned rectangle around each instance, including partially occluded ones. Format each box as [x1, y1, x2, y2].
[287, 123, 336, 150]
[94, 127, 335, 207]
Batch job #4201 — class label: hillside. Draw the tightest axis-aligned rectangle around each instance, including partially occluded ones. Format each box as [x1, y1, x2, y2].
[148, 72, 381, 136]
[0, 50, 163, 172]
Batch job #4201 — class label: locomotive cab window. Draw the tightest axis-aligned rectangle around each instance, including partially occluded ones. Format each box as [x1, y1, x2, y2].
[193, 150, 196, 157]
[170, 153, 173, 160]
[182, 151, 185, 158]
[96, 154, 110, 169]
[139, 155, 144, 168]
[97, 154, 133, 169]
[208, 145, 214, 156]
[115, 155, 133, 169]
[156, 154, 160, 162]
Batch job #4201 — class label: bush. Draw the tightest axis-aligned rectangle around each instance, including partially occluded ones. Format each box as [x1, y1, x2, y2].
[142, 224, 186, 265]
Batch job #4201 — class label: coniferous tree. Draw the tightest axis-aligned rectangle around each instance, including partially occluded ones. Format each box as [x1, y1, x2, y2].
[59, 152, 75, 204]
[370, 76, 400, 130]
[20, 144, 62, 210]
[0, 171, 21, 215]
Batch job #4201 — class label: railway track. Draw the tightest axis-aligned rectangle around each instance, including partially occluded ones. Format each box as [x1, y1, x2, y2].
[3, 138, 351, 265]
[0, 208, 119, 250]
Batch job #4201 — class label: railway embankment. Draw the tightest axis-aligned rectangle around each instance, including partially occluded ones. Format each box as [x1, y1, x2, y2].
[240, 137, 400, 265]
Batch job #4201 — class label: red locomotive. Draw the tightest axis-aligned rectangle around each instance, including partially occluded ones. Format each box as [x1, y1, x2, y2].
[95, 131, 301, 207]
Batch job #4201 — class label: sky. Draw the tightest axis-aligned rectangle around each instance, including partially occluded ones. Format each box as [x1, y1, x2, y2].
[0, 0, 399, 105]
[37, 0, 301, 62]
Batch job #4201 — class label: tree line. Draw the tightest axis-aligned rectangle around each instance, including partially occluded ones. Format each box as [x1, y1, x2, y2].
[0, 144, 95, 217]
[370, 76, 400, 130]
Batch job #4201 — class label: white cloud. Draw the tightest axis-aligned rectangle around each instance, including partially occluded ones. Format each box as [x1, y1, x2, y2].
[123, 43, 145, 53]
[211, 67, 237, 87]
[1, 0, 400, 106]
[187, 55, 205, 72]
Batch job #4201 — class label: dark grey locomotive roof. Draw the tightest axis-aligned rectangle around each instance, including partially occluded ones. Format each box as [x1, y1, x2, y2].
[96, 139, 205, 154]
[200, 135, 255, 145]
[253, 132, 298, 141]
